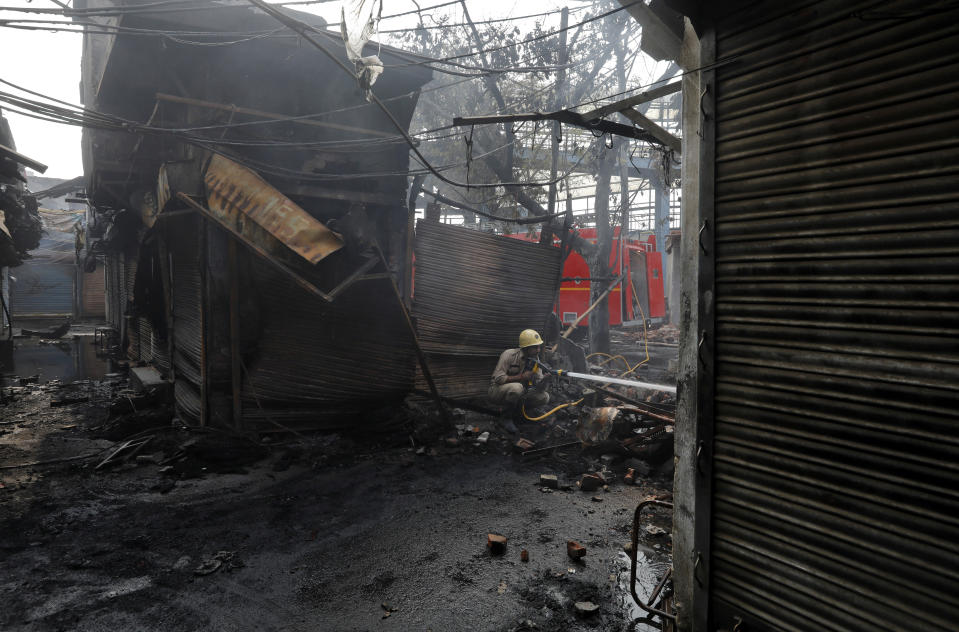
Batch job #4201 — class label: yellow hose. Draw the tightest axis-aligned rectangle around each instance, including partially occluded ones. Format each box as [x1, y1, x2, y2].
[587, 352, 631, 371]
[522, 398, 584, 421]
[620, 276, 650, 378]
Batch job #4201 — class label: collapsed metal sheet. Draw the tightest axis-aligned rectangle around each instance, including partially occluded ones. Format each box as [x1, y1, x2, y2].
[203, 154, 343, 264]
[239, 255, 415, 428]
[166, 215, 203, 422]
[412, 220, 562, 399]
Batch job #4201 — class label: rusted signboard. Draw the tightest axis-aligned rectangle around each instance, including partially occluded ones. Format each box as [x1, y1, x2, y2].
[203, 154, 342, 264]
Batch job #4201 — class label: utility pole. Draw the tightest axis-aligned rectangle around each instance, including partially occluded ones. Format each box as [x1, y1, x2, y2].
[616, 26, 631, 321]
[547, 7, 569, 218]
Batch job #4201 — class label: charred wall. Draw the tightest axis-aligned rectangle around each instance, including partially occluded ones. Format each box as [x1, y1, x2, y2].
[80, 1, 433, 427]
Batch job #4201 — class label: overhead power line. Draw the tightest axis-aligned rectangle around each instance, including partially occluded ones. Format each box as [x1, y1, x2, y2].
[245, 0, 600, 192]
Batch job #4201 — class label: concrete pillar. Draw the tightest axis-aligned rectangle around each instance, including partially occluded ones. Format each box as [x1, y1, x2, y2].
[673, 17, 716, 632]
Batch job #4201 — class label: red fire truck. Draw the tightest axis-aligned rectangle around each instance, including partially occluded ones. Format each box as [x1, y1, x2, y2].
[513, 227, 666, 327]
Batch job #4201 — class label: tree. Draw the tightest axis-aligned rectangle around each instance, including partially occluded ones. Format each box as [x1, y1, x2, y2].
[387, 1, 655, 352]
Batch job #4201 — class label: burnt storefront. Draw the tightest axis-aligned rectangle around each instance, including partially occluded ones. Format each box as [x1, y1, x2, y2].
[80, 0, 434, 429]
[655, 1, 959, 630]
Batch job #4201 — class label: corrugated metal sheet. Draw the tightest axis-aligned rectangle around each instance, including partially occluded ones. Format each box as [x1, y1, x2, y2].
[239, 254, 415, 427]
[204, 153, 343, 264]
[104, 253, 121, 328]
[9, 232, 75, 317]
[9, 261, 74, 317]
[168, 216, 204, 421]
[705, 2, 959, 631]
[124, 257, 138, 358]
[81, 267, 105, 318]
[412, 220, 562, 398]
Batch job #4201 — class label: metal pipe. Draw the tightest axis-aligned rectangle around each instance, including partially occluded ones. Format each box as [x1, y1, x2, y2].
[630, 499, 676, 621]
[564, 371, 676, 394]
[176, 193, 333, 303]
[560, 273, 626, 339]
[155, 92, 395, 138]
[373, 243, 451, 426]
[521, 440, 581, 456]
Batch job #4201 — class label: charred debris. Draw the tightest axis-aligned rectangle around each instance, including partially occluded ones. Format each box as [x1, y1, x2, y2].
[0, 111, 45, 274]
[74, 0, 674, 453]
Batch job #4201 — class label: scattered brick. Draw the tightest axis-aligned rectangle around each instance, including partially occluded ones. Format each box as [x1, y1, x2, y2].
[567, 540, 586, 560]
[487, 533, 507, 555]
[578, 474, 603, 492]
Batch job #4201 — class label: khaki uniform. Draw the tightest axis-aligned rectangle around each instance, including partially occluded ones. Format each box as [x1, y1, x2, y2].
[488, 348, 550, 408]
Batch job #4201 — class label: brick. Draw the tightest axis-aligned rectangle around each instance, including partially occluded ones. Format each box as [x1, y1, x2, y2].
[578, 474, 603, 492]
[514, 438, 535, 451]
[487, 533, 507, 555]
[566, 540, 586, 560]
[539, 474, 558, 489]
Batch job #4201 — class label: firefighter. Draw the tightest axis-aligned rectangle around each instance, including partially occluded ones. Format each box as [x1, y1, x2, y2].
[489, 329, 551, 422]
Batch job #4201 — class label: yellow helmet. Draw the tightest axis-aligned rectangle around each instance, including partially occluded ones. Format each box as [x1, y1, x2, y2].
[518, 329, 544, 348]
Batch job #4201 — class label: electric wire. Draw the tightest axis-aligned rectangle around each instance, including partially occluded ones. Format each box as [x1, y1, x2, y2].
[0, 3, 686, 189]
[377, 0, 641, 69]
[245, 0, 599, 190]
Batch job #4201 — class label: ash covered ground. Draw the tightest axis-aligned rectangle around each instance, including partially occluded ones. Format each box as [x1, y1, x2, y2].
[1, 328, 674, 632]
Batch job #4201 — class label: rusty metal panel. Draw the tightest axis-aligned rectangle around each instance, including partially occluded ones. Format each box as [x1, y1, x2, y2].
[203, 154, 343, 264]
[167, 215, 203, 421]
[239, 255, 415, 429]
[702, 2, 959, 631]
[412, 221, 562, 399]
[81, 267, 105, 318]
[124, 256, 138, 358]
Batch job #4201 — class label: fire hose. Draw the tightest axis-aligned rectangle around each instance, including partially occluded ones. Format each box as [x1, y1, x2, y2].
[520, 359, 675, 421]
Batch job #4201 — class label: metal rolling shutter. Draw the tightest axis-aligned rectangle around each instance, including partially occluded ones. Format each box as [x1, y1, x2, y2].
[708, 2, 959, 630]
[9, 261, 74, 317]
[81, 267, 106, 318]
[124, 257, 138, 357]
[240, 255, 416, 429]
[169, 217, 204, 422]
[412, 220, 562, 399]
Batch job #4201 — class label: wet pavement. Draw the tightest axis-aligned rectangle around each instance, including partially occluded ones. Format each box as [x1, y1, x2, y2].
[0, 322, 675, 632]
[1, 322, 114, 388]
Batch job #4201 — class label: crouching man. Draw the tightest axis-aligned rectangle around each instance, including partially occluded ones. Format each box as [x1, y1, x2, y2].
[489, 329, 551, 416]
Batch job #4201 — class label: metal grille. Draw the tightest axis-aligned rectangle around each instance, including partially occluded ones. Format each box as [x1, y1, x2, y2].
[412, 220, 561, 398]
[707, 2, 959, 630]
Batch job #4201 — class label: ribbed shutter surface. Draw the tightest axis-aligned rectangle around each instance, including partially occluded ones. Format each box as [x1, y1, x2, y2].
[9, 262, 74, 317]
[709, 2, 959, 630]
[170, 218, 203, 421]
[412, 220, 561, 398]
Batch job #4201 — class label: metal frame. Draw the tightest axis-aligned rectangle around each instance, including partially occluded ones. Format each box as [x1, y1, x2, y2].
[691, 23, 716, 632]
[672, 17, 716, 632]
[629, 499, 677, 623]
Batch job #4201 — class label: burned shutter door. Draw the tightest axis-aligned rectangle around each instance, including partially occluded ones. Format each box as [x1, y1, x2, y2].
[707, 2, 959, 631]
[169, 216, 204, 422]
[412, 221, 561, 399]
[9, 232, 75, 317]
[9, 261, 74, 317]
